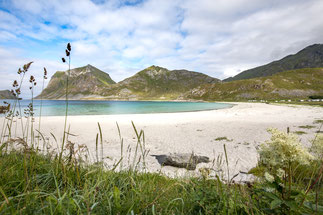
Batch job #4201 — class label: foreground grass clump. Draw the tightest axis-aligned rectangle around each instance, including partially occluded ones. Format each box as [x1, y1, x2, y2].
[0, 145, 322, 214]
[0, 150, 256, 214]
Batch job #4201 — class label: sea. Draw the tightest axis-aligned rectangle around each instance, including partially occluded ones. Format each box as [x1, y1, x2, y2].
[0, 100, 233, 116]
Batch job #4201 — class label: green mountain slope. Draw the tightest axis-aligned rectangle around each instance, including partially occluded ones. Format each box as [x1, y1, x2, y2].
[185, 68, 323, 101]
[224, 44, 323, 82]
[37, 64, 116, 99]
[103, 66, 220, 100]
[0, 90, 16, 99]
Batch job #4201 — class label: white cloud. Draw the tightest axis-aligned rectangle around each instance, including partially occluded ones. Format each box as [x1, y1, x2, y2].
[0, 46, 67, 98]
[0, 0, 323, 93]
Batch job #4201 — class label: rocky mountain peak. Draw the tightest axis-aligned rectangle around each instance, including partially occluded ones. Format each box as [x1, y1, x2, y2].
[141, 65, 169, 78]
[67, 64, 98, 77]
[146, 65, 166, 71]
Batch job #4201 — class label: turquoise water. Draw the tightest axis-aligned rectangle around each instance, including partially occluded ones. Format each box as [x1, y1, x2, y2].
[1, 100, 232, 116]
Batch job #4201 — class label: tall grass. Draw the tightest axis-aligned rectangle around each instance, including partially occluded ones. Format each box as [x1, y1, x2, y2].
[0, 43, 322, 214]
[59, 43, 71, 166]
[37, 67, 48, 148]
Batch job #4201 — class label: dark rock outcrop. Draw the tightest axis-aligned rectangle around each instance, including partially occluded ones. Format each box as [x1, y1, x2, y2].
[151, 153, 210, 170]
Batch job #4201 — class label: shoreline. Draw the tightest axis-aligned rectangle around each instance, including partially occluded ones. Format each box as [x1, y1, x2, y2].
[0, 99, 235, 117]
[1, 102, 322, 181]
[32, 98, 208, 102]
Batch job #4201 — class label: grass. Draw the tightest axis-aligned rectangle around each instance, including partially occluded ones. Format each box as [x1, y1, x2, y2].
[214, 137, 233, 142]
[0, 151, 251, 214]
[274, 101, 323, 107]
[0, 138, 322, 214]
[314, 119, 323, 124]
[293, 131, 307, 135]
[0, 147, 321, 214]
[298, 125, 316, 129]
[187, 68, 323, 101]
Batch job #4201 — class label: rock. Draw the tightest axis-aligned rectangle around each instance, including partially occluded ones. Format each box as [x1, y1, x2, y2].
[151, 153, 210, 170]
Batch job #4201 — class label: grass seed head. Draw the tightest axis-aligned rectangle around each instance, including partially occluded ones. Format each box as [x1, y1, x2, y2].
[67, 42, 71, 51]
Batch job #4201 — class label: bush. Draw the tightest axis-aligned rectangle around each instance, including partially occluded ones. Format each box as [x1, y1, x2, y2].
[309, 95, 323, 99]
[249, 128, 323, 214]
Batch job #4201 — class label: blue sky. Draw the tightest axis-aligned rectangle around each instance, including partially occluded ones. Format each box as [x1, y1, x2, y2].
[1, 0, 323, 98]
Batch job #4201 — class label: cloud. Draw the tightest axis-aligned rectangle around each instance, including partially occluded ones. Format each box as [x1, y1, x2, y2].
[0, 46, 67, 98]
[0, 0, 323, 96]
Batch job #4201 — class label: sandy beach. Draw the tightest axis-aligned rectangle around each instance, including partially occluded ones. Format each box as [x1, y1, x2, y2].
[2, 102, 323, 181]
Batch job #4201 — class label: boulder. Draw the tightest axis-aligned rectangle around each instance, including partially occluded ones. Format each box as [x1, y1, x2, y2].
[151, 153, 210, 170]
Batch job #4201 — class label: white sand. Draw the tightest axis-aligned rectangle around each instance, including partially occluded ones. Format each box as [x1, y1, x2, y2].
[1, 102, 322, 181]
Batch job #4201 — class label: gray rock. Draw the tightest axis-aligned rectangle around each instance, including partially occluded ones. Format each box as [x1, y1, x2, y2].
[151, 153, 210, 170]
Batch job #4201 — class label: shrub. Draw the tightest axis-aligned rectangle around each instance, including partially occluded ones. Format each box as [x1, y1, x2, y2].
[309, 95, 323, 99]
[310, 134, 323, 159]
[249, 128, 323, 214]
[258, 128, 313, 179]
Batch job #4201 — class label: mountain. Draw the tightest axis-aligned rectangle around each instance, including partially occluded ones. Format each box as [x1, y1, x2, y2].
[37, 65, 219, 100]
[185, 68, 323, 101]
[0, 90, 16, 99]
[103, 66, 220, 100]
[37, 64, 116, 99]
[224, 44, 323, 82]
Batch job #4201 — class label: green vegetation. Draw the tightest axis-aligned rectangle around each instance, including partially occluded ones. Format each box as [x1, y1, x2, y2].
[224, 44, 323, 81]
[214, 137, 233, 142]
[186, 68, 323, 101]
[250, 128, 323, 214]
[314, 119, 323, 124]
[309, 95, 323, 99]
[0, 150, 272, 214]
[38, 65, 219, 100]
[37, 64, 116, 99]
[1, 128, 322, 214]
[274, 101, 323, 107]
[102, 65, 219, 100]
[299, 125, 316, 129]
[293, 131, 307, 135]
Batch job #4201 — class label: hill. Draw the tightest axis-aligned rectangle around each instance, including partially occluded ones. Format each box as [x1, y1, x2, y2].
[0, 90, 16, 99]
[36, 64, 116, 99]
[37, 65, 219, 100]
[103, 66, 220, 100]
[185, 68, 323, 101]
[224, 44, 323, 82]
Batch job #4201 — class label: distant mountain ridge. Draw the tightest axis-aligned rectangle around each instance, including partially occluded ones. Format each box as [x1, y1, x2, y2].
[224, 44, 323, 82]
[0, 90, 16, 99]
[38, 65, 219, 100]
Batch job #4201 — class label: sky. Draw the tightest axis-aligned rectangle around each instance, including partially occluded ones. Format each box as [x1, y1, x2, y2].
[0, 0, 323, 98]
